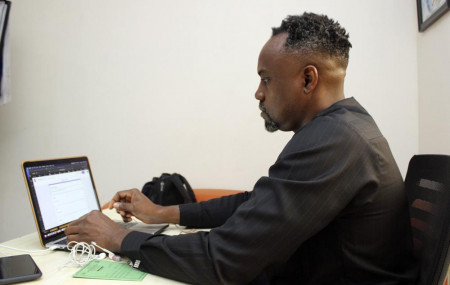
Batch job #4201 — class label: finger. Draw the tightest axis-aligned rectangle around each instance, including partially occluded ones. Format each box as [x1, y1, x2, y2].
[122, 216, 132, 223]
[110, 194, 131, 210]
[64, 225, 81, 236]
[66, 233, 79, 243]
[110, 193, 122, 204]
[111, 189, 135, 203]
[118, 210, 128, 218]
[67, 233, 91, 244]
[113, 202, 134, 213]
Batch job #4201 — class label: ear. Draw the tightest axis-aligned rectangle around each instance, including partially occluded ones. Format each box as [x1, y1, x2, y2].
[303, 65, 318, 94]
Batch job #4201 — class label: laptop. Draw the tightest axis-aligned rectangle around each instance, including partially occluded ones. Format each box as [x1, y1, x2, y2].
[21, 156, 168, 250]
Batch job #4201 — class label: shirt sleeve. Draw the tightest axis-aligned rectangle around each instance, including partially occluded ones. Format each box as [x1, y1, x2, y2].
[120, 119, 379, 284]
[179, 191, 251, 228]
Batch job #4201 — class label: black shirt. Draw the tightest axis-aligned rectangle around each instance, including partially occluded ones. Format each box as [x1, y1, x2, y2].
[121, 98, 417, 284]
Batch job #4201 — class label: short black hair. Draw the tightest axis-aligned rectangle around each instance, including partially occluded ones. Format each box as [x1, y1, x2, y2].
[272, 12, 352, 67]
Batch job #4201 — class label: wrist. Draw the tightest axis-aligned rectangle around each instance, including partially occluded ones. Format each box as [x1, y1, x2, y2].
[110, 228, 131, 253]
[158, 205, 180, 224]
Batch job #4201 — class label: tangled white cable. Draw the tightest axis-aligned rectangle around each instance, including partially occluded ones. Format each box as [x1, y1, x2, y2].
[91, 241, 121, 262]
[67, 241, 99, 266]
[66, 241, 121, 267]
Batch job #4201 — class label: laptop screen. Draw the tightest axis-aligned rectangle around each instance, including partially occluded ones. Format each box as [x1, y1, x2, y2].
[22, 157, 101, 244]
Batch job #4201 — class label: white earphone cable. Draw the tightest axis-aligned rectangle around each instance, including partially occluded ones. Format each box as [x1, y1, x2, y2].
[0, 244, 58, 253]
[65, 241, 122, 267]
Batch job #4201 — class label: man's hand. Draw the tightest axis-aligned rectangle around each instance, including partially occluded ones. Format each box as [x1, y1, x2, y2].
[108, 188, 165, 224]
[65, 210, 129, 253]
[108, 188, 180, 225]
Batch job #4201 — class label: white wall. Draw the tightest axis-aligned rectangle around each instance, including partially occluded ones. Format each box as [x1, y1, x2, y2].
[0, 0, 419, 242]
[418, 12, 450, 154]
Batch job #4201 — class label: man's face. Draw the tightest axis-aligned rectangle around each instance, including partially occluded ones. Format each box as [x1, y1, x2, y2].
[255, 33, 306, 133]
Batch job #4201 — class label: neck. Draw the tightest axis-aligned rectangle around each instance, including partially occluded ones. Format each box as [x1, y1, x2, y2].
[314, 66, 346, 110]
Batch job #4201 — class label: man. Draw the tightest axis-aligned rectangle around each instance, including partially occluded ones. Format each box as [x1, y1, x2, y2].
[66, 13, 417, 284]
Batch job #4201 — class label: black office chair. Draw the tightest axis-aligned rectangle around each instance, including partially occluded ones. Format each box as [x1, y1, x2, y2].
[405, 155, 450, 285]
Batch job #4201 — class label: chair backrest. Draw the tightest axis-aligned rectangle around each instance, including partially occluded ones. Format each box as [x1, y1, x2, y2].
[405, 155, 450, 285]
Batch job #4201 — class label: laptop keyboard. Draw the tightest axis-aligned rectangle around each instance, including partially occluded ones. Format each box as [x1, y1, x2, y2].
[120, 222, 138, 229]
[54, 238, 67, 245]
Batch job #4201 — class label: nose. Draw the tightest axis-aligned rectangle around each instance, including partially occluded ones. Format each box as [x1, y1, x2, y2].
[255, 90, 265, 101]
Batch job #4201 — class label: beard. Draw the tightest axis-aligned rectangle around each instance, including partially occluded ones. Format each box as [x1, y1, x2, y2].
[259, 102, 279, 132]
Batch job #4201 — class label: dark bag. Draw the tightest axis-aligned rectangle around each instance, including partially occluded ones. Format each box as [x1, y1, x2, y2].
[141, 173, 197, 206]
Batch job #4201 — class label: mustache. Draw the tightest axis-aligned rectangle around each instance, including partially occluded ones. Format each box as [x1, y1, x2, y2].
[259, 102, 267, 112]
[259, 101, 279, 132]
[259, 102, 270, 116]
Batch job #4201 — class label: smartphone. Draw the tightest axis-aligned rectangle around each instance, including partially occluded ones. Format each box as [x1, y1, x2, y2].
[0, 254, 42, 284]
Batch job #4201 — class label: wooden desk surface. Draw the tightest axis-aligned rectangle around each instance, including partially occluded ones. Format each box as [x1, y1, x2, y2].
[0, 210, 186, 284]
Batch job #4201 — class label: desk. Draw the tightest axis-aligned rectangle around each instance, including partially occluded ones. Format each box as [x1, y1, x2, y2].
[0, 210, 187, 284]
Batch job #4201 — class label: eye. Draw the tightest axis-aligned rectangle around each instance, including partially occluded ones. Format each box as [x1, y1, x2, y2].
[261, 78, 270, 86]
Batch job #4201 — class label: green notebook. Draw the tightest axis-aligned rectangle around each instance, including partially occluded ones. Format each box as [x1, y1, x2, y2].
[73, 259, 146, 281]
